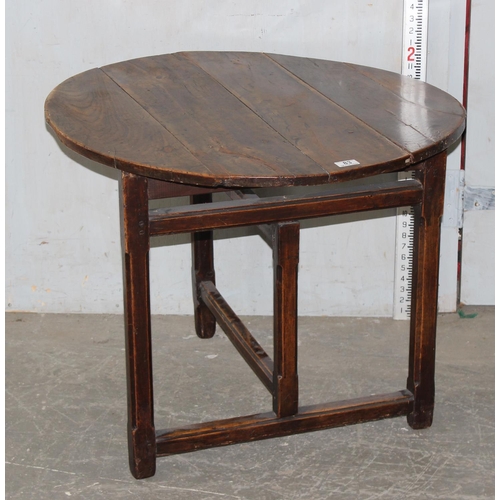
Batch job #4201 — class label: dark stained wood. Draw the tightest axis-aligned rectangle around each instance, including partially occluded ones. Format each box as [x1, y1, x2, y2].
[272, 223, 300, 417]
[200, 281, 274, 392]
[45, 51, 465, 188]
[148, 179, 229, 200]
[226, 190, 274, 247]
[45, 68, 212, 184]
[191, 193, 216, 339]
[120, 172, 156, 479]
[102, 53, 329, 186]
[148, 180, 423, 236]
[407, 151, 447, 429]
[45, 51, 467, 479]
[267, 54, 465, 162]
[348, 62, 466, 117]
[185, 51, 409, 176]
[156, 390, 414, 456]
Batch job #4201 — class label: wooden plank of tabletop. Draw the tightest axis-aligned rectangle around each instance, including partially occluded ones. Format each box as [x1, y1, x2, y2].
[267, 54, 465, 161]
[347, 62, 466, 116]
[185, 51, 410, 178]
[45, 68, 214, 183]
[101, 54, 331, 187]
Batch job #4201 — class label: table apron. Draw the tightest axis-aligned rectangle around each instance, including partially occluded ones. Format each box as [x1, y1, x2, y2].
[148, 180, 423, 236]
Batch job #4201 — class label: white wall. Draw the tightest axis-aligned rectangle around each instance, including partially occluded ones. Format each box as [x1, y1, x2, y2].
[6, 1, 485, 316]
[460, 0, 495, 305]
[426, 0, 465, 313]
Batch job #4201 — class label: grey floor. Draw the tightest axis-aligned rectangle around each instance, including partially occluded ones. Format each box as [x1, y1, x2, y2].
[6, 308, 494, 499]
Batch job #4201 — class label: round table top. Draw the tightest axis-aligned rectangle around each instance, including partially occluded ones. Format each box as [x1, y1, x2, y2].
[45, 51, 465, 188]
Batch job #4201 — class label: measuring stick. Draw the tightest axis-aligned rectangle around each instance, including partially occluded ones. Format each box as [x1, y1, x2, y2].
[393, 0, 429, 319]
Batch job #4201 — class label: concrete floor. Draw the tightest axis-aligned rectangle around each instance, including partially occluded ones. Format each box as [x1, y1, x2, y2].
[6, 308, 494, 499]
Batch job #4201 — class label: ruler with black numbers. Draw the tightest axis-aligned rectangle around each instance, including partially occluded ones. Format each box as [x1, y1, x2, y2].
[393, 0, 429, 319]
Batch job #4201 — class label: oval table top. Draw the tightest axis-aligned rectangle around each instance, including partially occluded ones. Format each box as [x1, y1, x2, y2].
[45, 51, 465, 188]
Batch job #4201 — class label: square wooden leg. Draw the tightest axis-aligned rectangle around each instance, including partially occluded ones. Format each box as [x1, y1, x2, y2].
[272, 222, 300, 418]
[120, 172, 156, 479]
[191, 193, 217, 339]
[407, 151, 447, 429]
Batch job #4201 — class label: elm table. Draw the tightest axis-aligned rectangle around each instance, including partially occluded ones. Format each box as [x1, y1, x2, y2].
[45, 51, 466, 479]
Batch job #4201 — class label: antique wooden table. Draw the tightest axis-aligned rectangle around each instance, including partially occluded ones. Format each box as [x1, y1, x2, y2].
[45, 52, 465, 479]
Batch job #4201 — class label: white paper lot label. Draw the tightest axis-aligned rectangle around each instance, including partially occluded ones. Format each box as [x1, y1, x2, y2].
[334, 159, 360, 168]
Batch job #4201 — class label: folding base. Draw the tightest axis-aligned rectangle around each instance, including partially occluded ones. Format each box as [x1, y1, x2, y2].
[119, 152, 447, 479]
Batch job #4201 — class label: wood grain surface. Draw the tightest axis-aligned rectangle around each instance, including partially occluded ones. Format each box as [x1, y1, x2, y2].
[45, 52, 465, 188]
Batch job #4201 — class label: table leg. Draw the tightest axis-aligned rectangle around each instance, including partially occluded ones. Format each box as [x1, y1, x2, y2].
[191, 194, 217, 339]
[120, 172, 156, 478]
[272, 222, 300, 417]
[407, 151, 447, 429]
